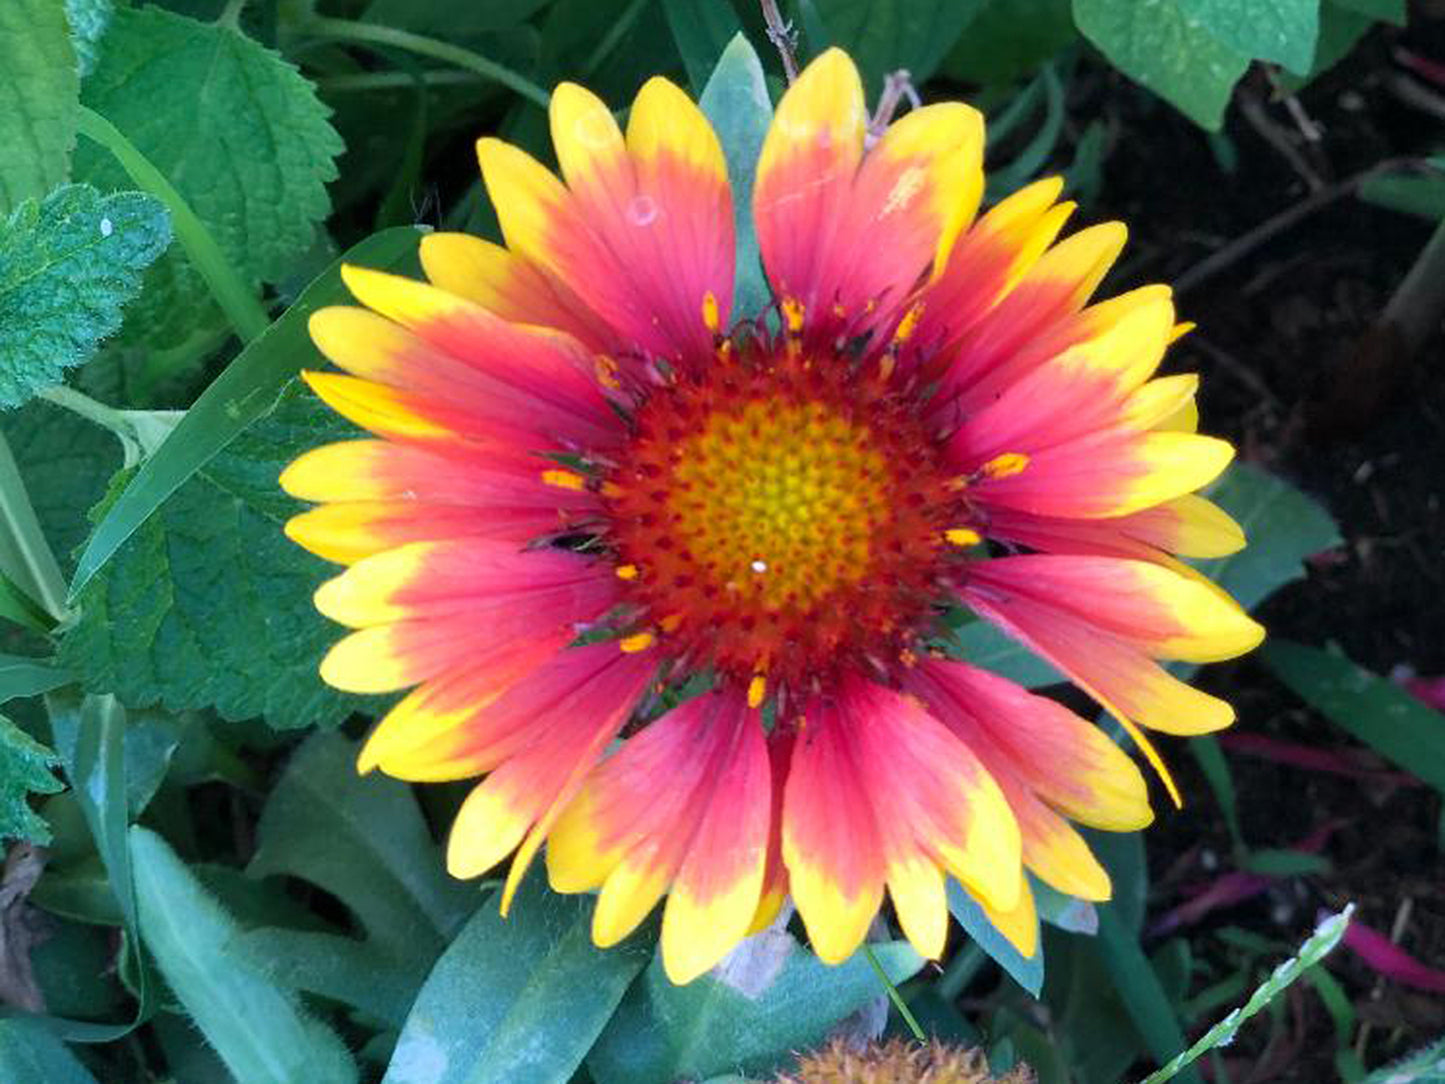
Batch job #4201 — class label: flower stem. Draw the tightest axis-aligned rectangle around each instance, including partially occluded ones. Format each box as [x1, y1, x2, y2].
[0, 433, 68, 622]
[864, 943, 926, 1042]
[75, 106, 270, 344]
[305, 17, 551, 111]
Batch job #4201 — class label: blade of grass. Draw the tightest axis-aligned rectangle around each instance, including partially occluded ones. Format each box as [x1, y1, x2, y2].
[68, 226, 423, 599]
[75, 106, 268, 343]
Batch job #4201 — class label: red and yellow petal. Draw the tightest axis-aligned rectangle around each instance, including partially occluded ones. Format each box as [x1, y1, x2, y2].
[755, 50, 984, 344]
[968, 555, 1263, 663]
[906, 658, 1152, 833]
[548, 691, 770, 982]
[442, 643, 656, 890]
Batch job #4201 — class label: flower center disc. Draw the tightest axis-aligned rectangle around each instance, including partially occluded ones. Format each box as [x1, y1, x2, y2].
[605, 357, 960, 692]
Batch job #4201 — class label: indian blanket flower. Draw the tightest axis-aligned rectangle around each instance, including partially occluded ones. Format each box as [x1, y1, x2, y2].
[281, 48, 1264, 984]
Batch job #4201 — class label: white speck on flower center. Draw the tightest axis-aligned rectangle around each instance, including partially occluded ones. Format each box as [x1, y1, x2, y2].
[99, 217, 113, 237]
[751, 559, 768, 574]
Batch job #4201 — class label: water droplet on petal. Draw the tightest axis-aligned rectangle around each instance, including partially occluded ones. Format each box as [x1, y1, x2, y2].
[627, 194, 658, 227]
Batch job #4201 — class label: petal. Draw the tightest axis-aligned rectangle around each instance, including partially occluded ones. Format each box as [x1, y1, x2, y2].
[968, 555, 1263, 663]
[969, 430, 1236, 520]
[443, 643, 655, 892]
[977, 873, 1038, 959]
[911, 177, 1072, 357]
[781, 700, 885, 965]
[546, 690, 769, 978]
[756, 52, 984, 343]
[286, 500, 578, 565]
[313, 538, 611, 629]
[906, 658, 1152, 832]
[418, 231, 614, 349]
[748, 730, 794, 934]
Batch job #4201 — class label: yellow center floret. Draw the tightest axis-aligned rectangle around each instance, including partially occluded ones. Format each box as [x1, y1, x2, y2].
[667, 398, 891, 612]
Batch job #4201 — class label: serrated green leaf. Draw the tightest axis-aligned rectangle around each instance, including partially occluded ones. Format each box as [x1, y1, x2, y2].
[129, 826, 359, 1084]
[69, 225, 423, 600]
[0, 715, 62, 843]
[1260, 640, 1445, 795]
[74, 5, 342, 345]
[64, 0, 114, 78]
[247, 733, 473, 977]
[1174, 0, 1318, 75]
[3, 400, 122, 574]
[811, 0, 989, 90]
[0, 185, 169, 408]
[383, 872, 650, 1084]
[1073, 0, 1249, 129]
[699, 35, 773, 322]
[0, 1018, 98, 1084]
[589, 932, 923, 1083]
[58, 384, 368, 729]
[0, 0, 79, 216]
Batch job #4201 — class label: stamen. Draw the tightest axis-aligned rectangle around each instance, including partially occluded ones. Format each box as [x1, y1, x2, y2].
[892, 301, 925, 345]
[619, 631, 655, 653]
[702, 291, 721, 334]
[747, 673, 767, 708]
[781, 297, 805, 335]
[541, 469, 589, 491]
[945, 528, 982, 547]
[615, 564, 639, 580]
[979, 452, 1030, 480]
[594, 355, 622, 390]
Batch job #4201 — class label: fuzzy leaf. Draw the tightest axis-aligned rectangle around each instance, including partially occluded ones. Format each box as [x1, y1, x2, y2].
[0, 185, 169, 407]
[129, 826, 359, 1084]
[0, 1018, 99, 1084]
[0, 0, 79, 215]
[1073, 0, 1250, 129]
[58, 384, 368, 729]
[64, 0, 114, 77]
[1174, 0, 1319, 75]
[0, 715, 62, 843]
[74, 6, 341, 346]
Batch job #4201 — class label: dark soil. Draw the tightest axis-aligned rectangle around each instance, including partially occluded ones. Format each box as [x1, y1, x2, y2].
[1082, 17, 1445, 1082]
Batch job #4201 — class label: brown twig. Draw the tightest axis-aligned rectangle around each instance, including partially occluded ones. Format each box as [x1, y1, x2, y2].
[867, 71, 917, 148]
[1174, 159, 1418, 297]
[1239, 91, 1325, 193]
[759, 0, 797, 82]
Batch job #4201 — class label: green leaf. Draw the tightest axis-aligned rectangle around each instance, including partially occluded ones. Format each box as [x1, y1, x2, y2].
[0, 715, 62, 843]
[942, 617, 1063, 689]
[0, 0, 79, 215]
[64, 0, 114, 78]
[3, 400, 122, 575]
[1331, 0, 1405, 24]
[129, 826, 359, 1084]
[58, 384, 369, 729]
[1360, 1032, 1445, 1083]
[69, 225, 423, 600]
[1260, 640, 1445, 795]
[1174, 0, 1319, 75]
[248, 732, 473, 966]
[1140, 907, 1352, 1084]
[1359, 159, 1445, 221]
[811, 0, 989, 90]
[0, 1018, 98, 1084]
[0, 655, 75, 704]
[1094, 905, 1202, 1084]
[1073, 0, 1249, 129]
[1236, 848, 1331, 877]
[589, 933, 924, 1083]
[1194, 463, 1341, 612]
[941, 0, 1078, 86]
[946, 880, 1043, 996]
[74, 5, 342, 344]
[382, 872, 649, 1084]
[699, 35, 773, 322]
[664, 0, 744, 94]
[0, 185, 169, 408]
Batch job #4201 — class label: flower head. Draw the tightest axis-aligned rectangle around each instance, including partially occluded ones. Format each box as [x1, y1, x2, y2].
[282, 48, 1263, 984]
